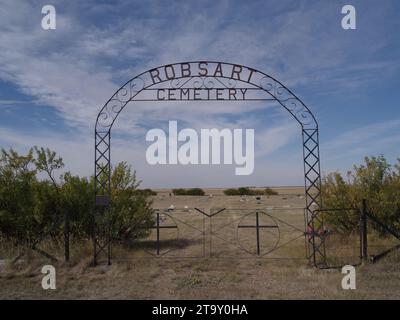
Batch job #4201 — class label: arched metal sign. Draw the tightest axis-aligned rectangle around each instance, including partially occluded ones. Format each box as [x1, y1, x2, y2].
[94, 61, 323, 266]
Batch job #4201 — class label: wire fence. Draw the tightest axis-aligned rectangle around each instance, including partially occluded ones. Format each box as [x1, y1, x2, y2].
[2, 200, 399, 268]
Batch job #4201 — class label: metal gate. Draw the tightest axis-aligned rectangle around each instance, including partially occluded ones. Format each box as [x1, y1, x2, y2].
[111, 207, 307, 261]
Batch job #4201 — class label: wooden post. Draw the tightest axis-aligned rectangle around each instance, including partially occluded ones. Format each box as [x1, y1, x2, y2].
[360, 199, 368, 262]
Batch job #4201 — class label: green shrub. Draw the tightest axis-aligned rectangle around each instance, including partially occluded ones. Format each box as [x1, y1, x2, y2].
[322, 155, 400, 236]
[223, 188, 240, 195]
[187, 188, 205, 196]
[172, 188, 205, 196]
[238, 187, 251, 195]
[264, 187, 278, 195]
[223, 187, 276, 196]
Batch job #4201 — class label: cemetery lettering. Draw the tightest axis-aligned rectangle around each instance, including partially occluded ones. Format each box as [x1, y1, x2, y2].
[156, 88, 248, 101]
[149, 62, 256, 85]
[149, 62, 255, 101]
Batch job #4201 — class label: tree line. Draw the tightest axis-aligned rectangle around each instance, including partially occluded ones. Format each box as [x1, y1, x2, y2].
[1, 146, 399, 252]
[0, 147, 154, 248]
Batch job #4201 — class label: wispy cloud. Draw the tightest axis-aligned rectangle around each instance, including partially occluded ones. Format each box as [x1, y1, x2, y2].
[1, 0, 398, 131]
[324, 119, 400, 150]
[322, 119, 400, 164]
[0, 100, 34, 105]
[0, 0, 399, 185]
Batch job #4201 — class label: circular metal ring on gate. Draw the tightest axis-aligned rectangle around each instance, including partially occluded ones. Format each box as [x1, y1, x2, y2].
[236, 211, 280, 256]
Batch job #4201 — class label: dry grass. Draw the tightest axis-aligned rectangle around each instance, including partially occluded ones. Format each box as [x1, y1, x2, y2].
[1, 254, 400, 299]
[1, 187, 399, 299]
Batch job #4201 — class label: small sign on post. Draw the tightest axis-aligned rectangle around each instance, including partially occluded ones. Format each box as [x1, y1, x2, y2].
[96, 195, 110, 207]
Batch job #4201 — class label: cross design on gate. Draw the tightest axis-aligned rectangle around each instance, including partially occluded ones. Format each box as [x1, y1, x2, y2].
[238, 211, 279, 255]
[150, 211, 178, 255]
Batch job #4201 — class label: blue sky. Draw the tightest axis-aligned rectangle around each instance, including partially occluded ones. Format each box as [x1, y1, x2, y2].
[0, 0, 400, 187]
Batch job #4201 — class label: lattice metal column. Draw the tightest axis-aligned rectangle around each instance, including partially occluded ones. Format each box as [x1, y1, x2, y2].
[94, 130, 112, 265]
[302, 128, 325, 267]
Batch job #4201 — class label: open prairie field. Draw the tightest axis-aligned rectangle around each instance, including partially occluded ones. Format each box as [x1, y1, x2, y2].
[1, 187, 400, 299]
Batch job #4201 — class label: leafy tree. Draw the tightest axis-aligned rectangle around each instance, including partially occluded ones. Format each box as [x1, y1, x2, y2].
[0, 148, 155, 253]
[0, 148, 39, 245]
[60, 173, 93, 239]
[321, 156, 400, 236]
[108, 162, 154, 241]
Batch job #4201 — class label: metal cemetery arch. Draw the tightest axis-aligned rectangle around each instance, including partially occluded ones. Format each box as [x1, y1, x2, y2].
[94, 61, 323, 266]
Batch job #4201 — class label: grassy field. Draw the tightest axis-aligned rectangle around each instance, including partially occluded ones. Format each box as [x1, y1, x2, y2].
[1, 187, 399, 299]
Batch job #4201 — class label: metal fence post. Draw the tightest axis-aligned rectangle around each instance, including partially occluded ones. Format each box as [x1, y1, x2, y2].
[256, 211, 260, 256]
[156, 211, 160, 255]
[64, 211, 70, 263]
[360, 199, 368, 262]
